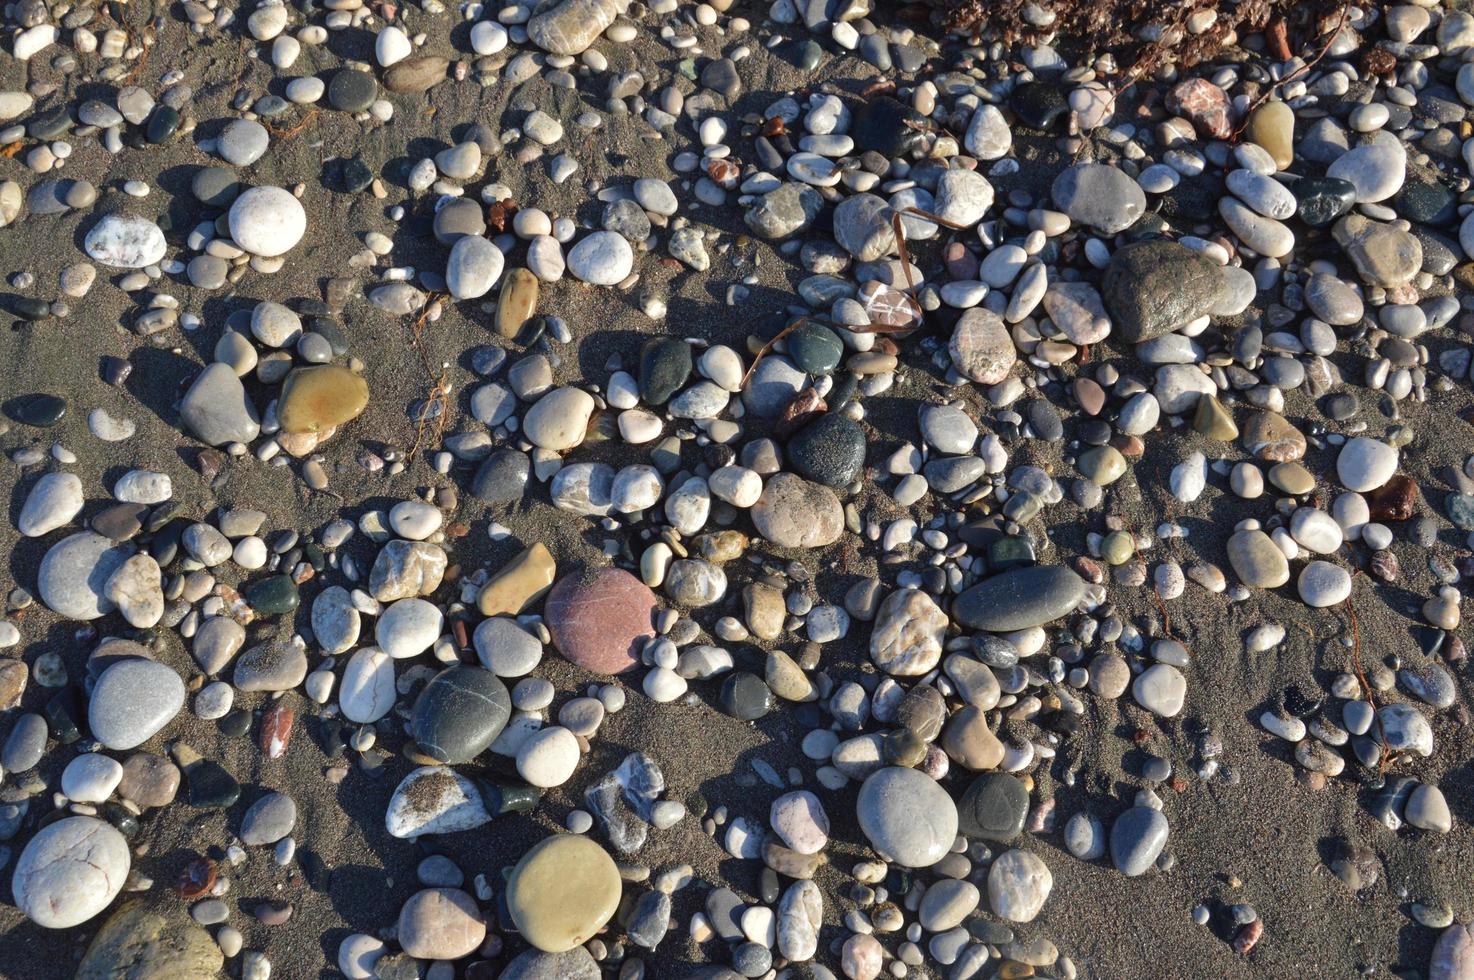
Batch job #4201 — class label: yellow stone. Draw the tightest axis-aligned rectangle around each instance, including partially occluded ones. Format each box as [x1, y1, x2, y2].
[1246, 101, 1294, 171]
[496, 267, 539, 339]
[506, 835, 620, 953]
[477, 542, 556, 617]
[277, 365, 368, 434]
[1193, 394, 1238, 441]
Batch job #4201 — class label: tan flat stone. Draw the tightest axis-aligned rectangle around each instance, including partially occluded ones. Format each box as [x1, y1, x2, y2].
[507, 835, 620, 953]
[278, 365, 368, 434]
[496, 267, 539, 339]
[477, 542, 556, 617]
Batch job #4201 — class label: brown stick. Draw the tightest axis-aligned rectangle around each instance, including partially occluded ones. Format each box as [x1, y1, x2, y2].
[739, 316, 807, 390]
[1342, 596, 1389, 776]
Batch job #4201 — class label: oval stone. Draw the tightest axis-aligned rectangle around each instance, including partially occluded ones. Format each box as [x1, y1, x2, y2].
[506, 835, 622, 952]
[952, 565, 1086, 632]
[545, 569, 657, 675]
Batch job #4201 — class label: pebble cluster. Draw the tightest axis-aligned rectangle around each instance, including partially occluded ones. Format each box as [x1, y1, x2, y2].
[1, 0, 1474, 977]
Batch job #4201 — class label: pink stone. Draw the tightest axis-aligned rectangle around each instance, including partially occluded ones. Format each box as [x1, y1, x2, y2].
[1432, 924, 1474, 980]
[1166, 78, 1232, 140]
[545, 568, 657, 675]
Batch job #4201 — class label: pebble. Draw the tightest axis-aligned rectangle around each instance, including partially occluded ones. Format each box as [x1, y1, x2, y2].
[506, 834, 621, 952]
[13, 816, 130, 927]
[856, 767, 958, 868]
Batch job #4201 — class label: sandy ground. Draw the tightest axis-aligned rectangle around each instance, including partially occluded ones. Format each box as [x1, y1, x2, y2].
[0, 1, 1472, 978]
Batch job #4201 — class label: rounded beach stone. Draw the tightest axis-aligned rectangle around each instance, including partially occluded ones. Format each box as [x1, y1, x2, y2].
[987, 849, 1052, 923]
[1336, 437, 1397, 492]
[1109, 805, 1169, 876]
[522, 387, 596, 451]
[39, 531, 132, 620]
[1226, 529, 1290, 588]
[14, 816, 130, 928]
[385, 767, 491, 839]
[750, 473, 844, 549]
[545, 568, 657, 674]
[856, 766, 958, 868]
[88, 658, 185, 750]
[84, 214, 167, 268]
[567, 231, 634, 285]
[948, 308, 1015, 383]
[397, 888, 486, 960]
[340, 648, 396, 723]
[411, 665, 511, 763]
[506, 834, 621, 952]
[74, 904, 223, 978]
[228, 186, 306, 256]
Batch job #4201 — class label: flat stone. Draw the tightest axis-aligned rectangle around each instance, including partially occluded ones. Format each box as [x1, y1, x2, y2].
[751, 473, 844, 549]
[39, 532, 132, 620]
[953, 565, 1086, 632]
[949, 308, 1016, 384]
[957, 773, 1029, 842]
[987, 849, 1052, 923]
[506, 835, 621, 952]
[385, 767, 491, 838]
[477, 542, 556, 617]
[13, 816, 129, 928]
[232, 640, 307, 693]
[545, 568, 657, 674]
[856, 767, 958, 868]
[1337, 437, 1398, 492]
[340, 648, 396, 723]
[527, 0, 626, 55]
[1109, 805, 1169, 876]
[398, 889, 486, 960]
[278, 365, 369, 434]
[84, 214, 166, 268]
[75, 904, 222, 979]
[88, 658, 184, 750]
[412, 665, 511, 763]
[1226, 529, 1289, 588]
[228, 186, 306, 257]
[1052, 163, 1145, 234]
[19, 472, 84, 537]
[240, 791, 296, 845]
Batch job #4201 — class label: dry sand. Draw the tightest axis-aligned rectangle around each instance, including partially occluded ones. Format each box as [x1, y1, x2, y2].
[0, 1, 1471, 978]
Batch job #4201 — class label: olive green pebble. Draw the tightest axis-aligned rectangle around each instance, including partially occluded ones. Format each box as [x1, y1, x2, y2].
[1101, 530, 1136, 565]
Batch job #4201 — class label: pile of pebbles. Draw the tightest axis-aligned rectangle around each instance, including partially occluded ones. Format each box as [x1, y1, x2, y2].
[2, 0, 1474, 977]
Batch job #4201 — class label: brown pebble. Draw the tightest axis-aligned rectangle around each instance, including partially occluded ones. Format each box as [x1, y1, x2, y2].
[259, 703, 294, 760]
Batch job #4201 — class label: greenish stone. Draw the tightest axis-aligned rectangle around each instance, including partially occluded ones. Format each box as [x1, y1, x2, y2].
[477, 780, 542, 816]
[883, 728, 926, 767]
[146, 105, 181, 144]
[797, 40, 823, 72]
[786, 321, 844, 375]
[1002, 490, 1041, 523]
[1447, 493, 1474, 531]
[242, 574, 300, 616]
[986, 536, 1034, 572]
[1101, 530, 1135, 565]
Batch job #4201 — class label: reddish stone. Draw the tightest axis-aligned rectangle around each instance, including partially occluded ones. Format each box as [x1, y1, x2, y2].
[943, 242, 978, 281]
[178, 856, 218, 898]
[1366, 475, 1418, 521]
[259, 703, 294, 760]
[545, 568, 658, 675]
[1166, 78, 1233, 140]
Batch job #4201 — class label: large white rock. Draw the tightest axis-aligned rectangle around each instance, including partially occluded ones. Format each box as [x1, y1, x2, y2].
[84, 215, 167, 268]
[228, 186, 307, 257]
[13, 816, 130, 928]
